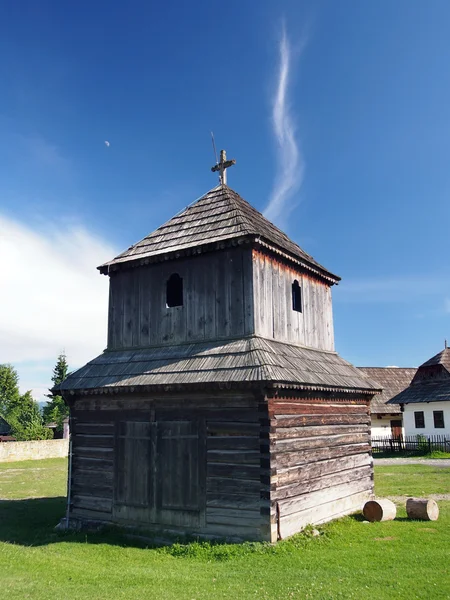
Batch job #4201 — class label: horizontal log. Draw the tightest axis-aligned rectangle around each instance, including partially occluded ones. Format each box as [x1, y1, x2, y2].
[272, 466, 372, 501]
[207, 436, 260, 451]
[72, 457, 114, 471]
[206, 493, 268, 511]
[207, 463, 262, 481]
[274, 433, 369, 453]
[269, 403, 368, 417]
[74, 422, 114, 435]
[72, 482, 113, 496]
[72, 494, 112, 513]
[73, 434, 114, 448]
[274, 424, 368, 440]
[206, 450, 260, 465]
[160, 409, 259, 422]
[207, 477, 262, 495]
[274, 443, 371, 469]
[272, 414, 370, 428]
[74, 447, 114, 460]
[279, 490, 371, 539]
[72, 468, 114, 485]
[207, 422, 260, 436]
[207, 509, 263, 527]
[278, 478, 371, 517]
[276, 453, 372, 486]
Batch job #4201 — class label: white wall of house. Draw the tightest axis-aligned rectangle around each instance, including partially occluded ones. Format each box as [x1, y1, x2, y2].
[371, 416, 404, 437]
[403, 401, 450, 437]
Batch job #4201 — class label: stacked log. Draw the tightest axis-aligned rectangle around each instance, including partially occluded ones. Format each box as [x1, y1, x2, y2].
[406, 498, 439, 521]
[363, 499, 396, 522]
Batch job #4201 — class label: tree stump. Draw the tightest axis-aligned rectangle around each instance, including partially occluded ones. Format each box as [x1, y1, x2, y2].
[363, 499, 397, 522]
[406, 498, 439, 521]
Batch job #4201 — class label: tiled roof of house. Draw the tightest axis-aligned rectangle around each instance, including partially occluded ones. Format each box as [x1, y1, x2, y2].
[357, 367, 416, 414]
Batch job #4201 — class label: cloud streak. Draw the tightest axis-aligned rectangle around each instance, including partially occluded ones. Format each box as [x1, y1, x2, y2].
[264, 24, 305, 224]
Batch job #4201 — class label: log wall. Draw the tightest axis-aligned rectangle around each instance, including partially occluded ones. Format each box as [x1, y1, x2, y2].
[268, 394, 373, 540]
[107, 247, 254, 350]
[252, 250, 335, 351]
[69, 392, 270, 541]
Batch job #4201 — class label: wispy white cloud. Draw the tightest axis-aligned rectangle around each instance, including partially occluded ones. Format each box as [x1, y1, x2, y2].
[0, 214, 117, 398]
[264, 23, 306, 224]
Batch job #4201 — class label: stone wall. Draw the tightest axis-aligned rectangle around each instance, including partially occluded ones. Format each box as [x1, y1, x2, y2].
[0, 439, 69, 462]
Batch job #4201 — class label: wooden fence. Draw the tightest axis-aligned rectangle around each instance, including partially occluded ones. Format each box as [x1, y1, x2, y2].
[372, 435, 450, 455]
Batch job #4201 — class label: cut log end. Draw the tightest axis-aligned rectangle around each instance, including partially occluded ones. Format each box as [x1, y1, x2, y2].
[406, 498, 439, 521]
[363, 499, 397, 522]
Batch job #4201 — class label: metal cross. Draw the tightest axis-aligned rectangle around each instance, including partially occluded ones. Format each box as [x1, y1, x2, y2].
[211, 149, 236, 185]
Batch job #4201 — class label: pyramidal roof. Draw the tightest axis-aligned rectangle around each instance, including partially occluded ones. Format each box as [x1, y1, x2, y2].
[419, 346, 450, 372]
[99, 184, 339, 282]
[387, 345, 450, 405]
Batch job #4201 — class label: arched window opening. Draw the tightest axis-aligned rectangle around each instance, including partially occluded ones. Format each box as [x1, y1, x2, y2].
[292, 280, 302, 313]
[166, 273, 183, 308]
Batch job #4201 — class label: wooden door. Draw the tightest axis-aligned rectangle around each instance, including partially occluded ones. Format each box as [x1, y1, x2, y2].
[113, 419, 156, 523]
[113, 415, 205, 529]
[390, 420, 403, 438]
[155, 419, 206, 528]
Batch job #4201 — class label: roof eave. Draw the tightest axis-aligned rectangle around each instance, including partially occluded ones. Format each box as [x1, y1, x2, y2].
[97, 234, 340, 284]
[61, 380, 378, 397]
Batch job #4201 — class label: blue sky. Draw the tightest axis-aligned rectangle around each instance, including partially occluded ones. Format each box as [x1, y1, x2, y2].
[1, 0, 450, 400]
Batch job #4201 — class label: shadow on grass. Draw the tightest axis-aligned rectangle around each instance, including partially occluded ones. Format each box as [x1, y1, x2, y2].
[0, 497, 165, 549]
[0, 497, 260, 551]
[349, 513, 410, 524]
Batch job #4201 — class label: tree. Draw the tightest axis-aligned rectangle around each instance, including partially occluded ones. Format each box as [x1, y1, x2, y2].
[0, 364, 20, 417]
[8, 391, 53, 441]
[43, 353, 69, 434]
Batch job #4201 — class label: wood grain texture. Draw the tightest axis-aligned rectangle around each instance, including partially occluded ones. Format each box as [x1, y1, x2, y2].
[268, 394, 373, 540]
[107, 247, 255, 350]
[70, 395, 266, 540]
[252, 250, 334, 351]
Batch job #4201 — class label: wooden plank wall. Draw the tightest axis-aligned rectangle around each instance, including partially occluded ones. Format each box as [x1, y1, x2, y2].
[69, 393, 270, 541]
[268, 394, 373, 541]
[107, 247, 254, 350]
[252, 250, 334, 351]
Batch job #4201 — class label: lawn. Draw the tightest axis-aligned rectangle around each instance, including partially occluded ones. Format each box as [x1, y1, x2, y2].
[0, 459, 449, 599]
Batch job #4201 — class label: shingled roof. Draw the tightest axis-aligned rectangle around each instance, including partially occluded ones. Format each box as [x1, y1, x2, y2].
[388, 346, 450, 405]
[99, 185, 339, 283]
[418, 347, 450, 371]
[357, 367, 416, 414]
[57, 337, 379, 396]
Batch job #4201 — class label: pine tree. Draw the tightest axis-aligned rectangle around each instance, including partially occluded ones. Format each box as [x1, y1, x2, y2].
[43, 353, 69, 433]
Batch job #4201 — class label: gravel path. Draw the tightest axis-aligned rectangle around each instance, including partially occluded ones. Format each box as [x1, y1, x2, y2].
[386, 494, 450, 502]
[374, 458, 450, 467]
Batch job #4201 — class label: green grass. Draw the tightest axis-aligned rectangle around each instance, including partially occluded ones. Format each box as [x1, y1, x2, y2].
[0, 458, 67, 499]
[375, 464, 450, 497]
[426, 450, 450, 459]
[1, 459, 450, 599]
